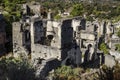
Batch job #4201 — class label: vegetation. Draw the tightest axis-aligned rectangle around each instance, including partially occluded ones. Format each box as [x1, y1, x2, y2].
[1, 0, 26, 22]
[54, 14, 62, 20]
[40, 1, 120, 21]
[0, 0, 120, 80]
[0, 57, 36, 80]
[113, 62, 120, 80]
[100, 43, 109, 54]
[0, 0, 27, 52]
[115, 44, 120, 52]
[70, 4, 84, 16]
[49, 66, 84, 80]
[49, 66, 98, 80]
[99, 65, 114, 80]
[0, 0, 120, 21]
[49, 63, 120, 80]
[117, 28, 120, 38]
[98, 63, 120, 80]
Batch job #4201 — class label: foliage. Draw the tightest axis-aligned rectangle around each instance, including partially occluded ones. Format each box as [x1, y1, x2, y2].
[86, 16, 94, 21]
[0, 0, 25, 52]
[115, 44, 120, 52]
[0, 57, 36, 80]
[70, 4, 84, 17]
[49, 66, 82, 80]
[1, 0, 26, 22]
[100, 43, 109, 54]
[49, 63, 120, 80]
[54, 15, 62, 20]
[97, 63, 120, 80]
[117, 28, 120, 38]
[113, 62, 120, 80]
[98, 65, 114, 80]
[1, 0, 120, 21]
[49, 65, 99, 80]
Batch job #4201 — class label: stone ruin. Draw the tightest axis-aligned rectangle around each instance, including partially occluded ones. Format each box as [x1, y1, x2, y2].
[13, 16, 74, 61]
[12, 4, 119, 76]
[12, 4, 120, 78]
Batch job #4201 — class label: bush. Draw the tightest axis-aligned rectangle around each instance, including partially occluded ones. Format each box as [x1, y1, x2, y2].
[49, 66, 85, 80]
[0, 57, 36, 80]
[70, 4, 84, 17]
[100, 43, 109, 54]
[117, 28, 120, 38]
[54, 15, 62, 20]
[115, 44, 120, 52]
[97, 63, 120, 80]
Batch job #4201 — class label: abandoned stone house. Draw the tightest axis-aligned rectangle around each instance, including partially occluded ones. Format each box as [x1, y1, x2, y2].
[12, 3, 119, 67]
[13, 16, 74, 61]
[0, 13, 6, 55]
[12, 16, 104, 64]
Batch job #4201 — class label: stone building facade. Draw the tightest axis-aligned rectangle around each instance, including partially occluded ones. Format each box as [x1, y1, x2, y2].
[13, 16, 75, 60]
[13, 3, 118, 66]
[12, 14, 104, 63]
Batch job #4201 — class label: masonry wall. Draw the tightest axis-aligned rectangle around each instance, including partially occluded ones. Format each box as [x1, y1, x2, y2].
[110, 38, 120, 50]
[31, 44, 61, 60]
[12, 22, 28, 57]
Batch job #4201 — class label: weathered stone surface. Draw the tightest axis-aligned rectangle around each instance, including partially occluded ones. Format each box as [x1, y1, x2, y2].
[110, 50, 120, 63]
[62, 46, 82, 66]
[34, 58, 61, 79]
[104, 54, 116, 68]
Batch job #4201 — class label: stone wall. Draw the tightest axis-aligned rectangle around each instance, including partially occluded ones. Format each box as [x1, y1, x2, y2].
[80, 32, 95, 40]
[12, 22, 28, 58]
[110, 38, 120, 50]
[72, 19, 81, 31]
[31, 19, 74, 60]
[31, 44, 61, 60]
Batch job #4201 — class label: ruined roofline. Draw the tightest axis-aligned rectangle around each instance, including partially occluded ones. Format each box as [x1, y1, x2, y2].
[21, 16, 41, 23]
[55, 16, 84, 22]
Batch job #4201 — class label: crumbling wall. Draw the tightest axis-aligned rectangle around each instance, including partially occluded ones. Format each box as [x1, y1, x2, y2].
[110, 38, 120, 50]
[31, 44, 61, 60]
[12, 22, 28, 58]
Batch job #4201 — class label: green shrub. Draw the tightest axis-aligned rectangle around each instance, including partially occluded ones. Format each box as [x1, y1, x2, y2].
[54, 15, 62, 20]
[100, 43, 109, 54]
[0, 57, 36, 80]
